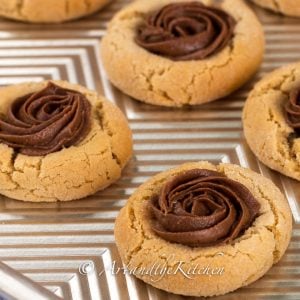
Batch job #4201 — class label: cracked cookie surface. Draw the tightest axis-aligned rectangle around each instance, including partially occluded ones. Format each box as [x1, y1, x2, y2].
[101, 0, 264, 107]
[250, 0, 300, 17]
[0, 0, 112, 23]
[114, 161, 292, 297]
[0, 80, 133, 202]
[243, 62, 300, 181]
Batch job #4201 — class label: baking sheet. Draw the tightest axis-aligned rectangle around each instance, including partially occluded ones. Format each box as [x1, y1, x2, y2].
[0, 0, 299, 299]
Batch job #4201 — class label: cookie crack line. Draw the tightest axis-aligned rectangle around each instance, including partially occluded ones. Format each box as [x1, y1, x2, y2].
[272, 0, 281, 12]
[16, 0, 25, 19]
[95, 103, 122, 169]
[266, 108, 291, 166]
[234, 170, 280, 263]
[65, 0, 70, 16]
[0, 151, 22, 190]
[83, 0, 92, 12]
[257, 186, 280, 262]
[127, 204, 152, 264]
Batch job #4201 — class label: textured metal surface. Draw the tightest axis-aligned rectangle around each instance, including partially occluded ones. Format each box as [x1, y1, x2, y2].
[0, 261, 61, 300]
[0, 1, 299, 299]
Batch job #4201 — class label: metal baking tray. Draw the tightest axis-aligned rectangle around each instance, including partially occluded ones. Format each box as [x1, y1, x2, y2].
[0, 0, 299, 299]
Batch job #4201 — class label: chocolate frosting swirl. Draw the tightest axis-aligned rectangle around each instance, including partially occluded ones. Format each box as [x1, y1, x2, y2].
[285, 88, 300, 136]
[149, 169, 261, 247]
[0, 82, 91, 156]
[136, 2, 236, 61]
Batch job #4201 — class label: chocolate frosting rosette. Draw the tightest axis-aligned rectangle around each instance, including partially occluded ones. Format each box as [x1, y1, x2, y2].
[149, 169, 261, 247]
[0, 82, 91, 156]
[136, 2, 236, 61]
[285, 88, 300, 136]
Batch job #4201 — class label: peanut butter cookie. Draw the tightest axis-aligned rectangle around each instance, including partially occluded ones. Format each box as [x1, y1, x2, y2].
[0, 80, 133, 202]
[101, 0, 264, 107]
[0, 0, 112, 23]
[114, 161, 292, 297]
[243, 62, 300, 181]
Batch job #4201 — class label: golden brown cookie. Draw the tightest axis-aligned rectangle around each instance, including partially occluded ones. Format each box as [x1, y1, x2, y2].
[0, 80, 133, 202]
[101, 0, 265, 107]
[114, 161, 292, 297]
[243, 62, 300, 181]
[0, 0, 112, 23]
[250, 0, 300, 17]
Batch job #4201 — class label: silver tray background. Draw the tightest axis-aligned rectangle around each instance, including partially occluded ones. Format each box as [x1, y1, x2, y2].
[0, 0, 299, 299]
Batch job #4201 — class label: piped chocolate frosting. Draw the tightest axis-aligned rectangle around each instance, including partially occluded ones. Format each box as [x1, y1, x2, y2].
[149, 169, 261, 247]
[285, 88, 300, 136]
[0, 82, 91, 156]
[136, 2, 236, 61]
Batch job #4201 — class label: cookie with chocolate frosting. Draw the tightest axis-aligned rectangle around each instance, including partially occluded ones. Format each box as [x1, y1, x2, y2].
[0, 80, 133, 202]
[243, 62, 300, 181]
[250, 0, 300, 17]
[150, 169, 261, 247]
[114, 161, 292, 297]
[0, 0, 112, 23]
[101, 0, 264, 107]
